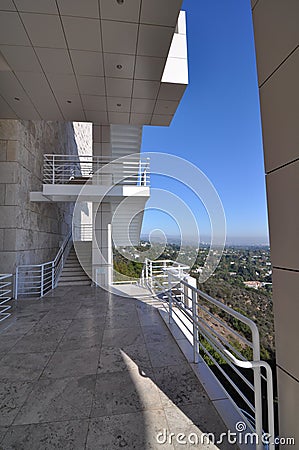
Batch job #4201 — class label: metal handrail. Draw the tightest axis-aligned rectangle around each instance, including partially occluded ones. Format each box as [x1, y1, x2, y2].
[43, 154, 150, 186]
[141, 261, 275, 449]
[15, 231, 72, 299]
[0, 274, 13, 322]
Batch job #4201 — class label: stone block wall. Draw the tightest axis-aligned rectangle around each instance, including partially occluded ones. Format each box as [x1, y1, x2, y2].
[0, 119, 78, 274]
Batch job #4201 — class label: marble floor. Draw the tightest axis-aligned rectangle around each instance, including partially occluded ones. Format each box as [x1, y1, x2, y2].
[0, 286, 233, 449]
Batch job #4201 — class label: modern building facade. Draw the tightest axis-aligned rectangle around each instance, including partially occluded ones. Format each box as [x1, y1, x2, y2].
[0, 0, 188, 284]
[0, 0, 298, 446]
[251, 0, 299, 443]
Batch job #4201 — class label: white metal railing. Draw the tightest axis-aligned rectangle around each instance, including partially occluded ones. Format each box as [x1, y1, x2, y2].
[0, 274, 13, 322]
[141, 258, 190, 293]
[141, 260, 275, 449]
[43, 154, 150, 186]
[15, 232, 73, 299]
[73, 223, 93, 241]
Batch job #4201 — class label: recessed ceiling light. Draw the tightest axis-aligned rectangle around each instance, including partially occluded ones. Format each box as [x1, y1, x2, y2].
[14, 97, 20, 101]
[67, 100, 72, 104]
[117, 103, 122, 107]
[117, 0, 124, 4]
[116, 64, 123, 70]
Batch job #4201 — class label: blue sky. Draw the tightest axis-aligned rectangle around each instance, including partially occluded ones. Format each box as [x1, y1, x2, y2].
[141, 0, 269, 246]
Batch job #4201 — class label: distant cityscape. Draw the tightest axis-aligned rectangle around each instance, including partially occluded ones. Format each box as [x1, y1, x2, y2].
[114, 242, 274, 360]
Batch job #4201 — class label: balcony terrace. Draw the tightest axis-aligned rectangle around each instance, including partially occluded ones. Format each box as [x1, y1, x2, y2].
[0, 285, 235, 450]
[30, 154, 150, 203]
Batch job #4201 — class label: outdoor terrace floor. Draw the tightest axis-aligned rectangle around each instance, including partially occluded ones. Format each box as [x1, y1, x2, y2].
[0, 285, 234, 449]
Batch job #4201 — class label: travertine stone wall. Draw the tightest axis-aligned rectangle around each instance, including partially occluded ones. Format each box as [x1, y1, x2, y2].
[0, 120, 79, 273]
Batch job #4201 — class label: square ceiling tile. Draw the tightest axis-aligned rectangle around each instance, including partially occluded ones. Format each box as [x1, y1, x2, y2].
[135, 56, 165, 81]
[101, 20, 138, 55]
[56, 93, 85, 121]
[154, 99, 179, 115]
[35, 48, 73, 74]
[57, 0, 99, 18]
[62, 109, 86, 121]
[108, 111, 130, 125]
[130, 113, 151, 125]
[85, 110, 108, 124]
[92, 124, 101, 142]
[131, 98, 155, 114]
[77, 76, 105, 95]
[62, 16, 101, 52]
[70, 50, 103, 76]
[0, 71, 28, 99]
[0, 11, 30, 45]
[141, 0, 182, 27]
[100, 0, 141, 22]
[132, 80, 160, 99]
[0, 95, 17, 118]
[104, 53, 135, 79]
[137, 24, 173, 57]
[0, 45, 42, 72]
[0, 1, 16, 11]
[21, 13, 66, 48]
[47, 73, 78, 95]
[16, 71, 63, 119]
[0, 72, 40, 119]
[107, 97, 131, 113]
[151, 114, 172, 126]
[158, 82, 186, 101]
[14, 0, 58, 14]
[106, 78, 132, 97]
[81, 95, 106, 111]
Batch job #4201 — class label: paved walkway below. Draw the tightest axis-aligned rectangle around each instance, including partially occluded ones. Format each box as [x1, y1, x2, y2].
[0, 285, 234, 449]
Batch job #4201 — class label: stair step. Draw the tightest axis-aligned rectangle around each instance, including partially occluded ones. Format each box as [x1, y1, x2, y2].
[59, 280, 91, 286]
[63, 262, 81, 266]
[59, 274, 90, 280]
[61, 271, 87, 277]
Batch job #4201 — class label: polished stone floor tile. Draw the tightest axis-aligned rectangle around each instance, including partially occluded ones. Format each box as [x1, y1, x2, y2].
[2, 419, 89, 450]
[0, 426, 8, 443]
[142, 324, 171, 343]
[91, 369, 161, 417]
[137, 309, 163, 326]
[86, 410, 174, 450]
[0, 335, 22, 354]
[98, 342, 152, 374]
[42, 348, 100, 379]
[8, 333, 59, 354]
[0, 381, 33, 426]
[28, 318, 72, 336]
[0, 286, 227, 449]
[154, 364, 207, 408]
[14, 375, 96, 425]
[102, 326, 144, 348]
[42, 308, 81, 321]
[0, 352, 52, 382]
[0, 319, 36, 337]
[67, 317, 105, 332]
[146, 339, 186, 368]
[56, 329, 103, 352]
[105, 310, 140, 329]
[74, 306, 108, 319]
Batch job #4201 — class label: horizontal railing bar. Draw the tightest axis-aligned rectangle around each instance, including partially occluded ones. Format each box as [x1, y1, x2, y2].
[198, 338, 256, 413]
[195, 301, 254, 348]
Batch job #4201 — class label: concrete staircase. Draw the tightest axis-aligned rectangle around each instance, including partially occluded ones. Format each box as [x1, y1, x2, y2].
[58, 246, 91, 286]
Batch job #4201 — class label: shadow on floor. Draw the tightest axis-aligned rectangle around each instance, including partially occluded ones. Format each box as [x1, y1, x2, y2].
[0, 286, 236, 450]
